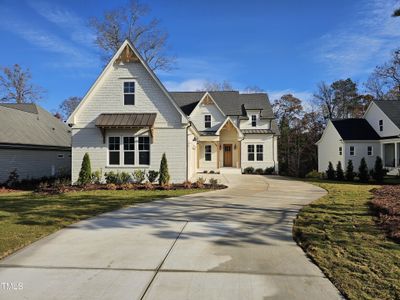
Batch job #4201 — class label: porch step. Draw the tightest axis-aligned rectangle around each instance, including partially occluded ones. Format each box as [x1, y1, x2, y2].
[387, 168, 400, 176]
[219, 167, 242, 175]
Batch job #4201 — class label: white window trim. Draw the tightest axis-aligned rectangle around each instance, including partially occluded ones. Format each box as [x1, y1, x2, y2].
[107, 135, 150, 167]
[123, 81, 135, 106]
[204, 144, 212, 161]
[256, 144, 264, 161]
[379, 119, 383, 132]
[123, 136, 135, 166]
[349, 146, 355, 156]
[204, 114, 212, 129]
[247, 144, 255, 161]
[251, 115, 257, 127]
[367, 146, 373, 156]
[339, 146, 342, 156]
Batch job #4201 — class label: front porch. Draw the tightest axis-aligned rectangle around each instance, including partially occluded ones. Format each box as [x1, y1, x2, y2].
[382, 141, 400, 170]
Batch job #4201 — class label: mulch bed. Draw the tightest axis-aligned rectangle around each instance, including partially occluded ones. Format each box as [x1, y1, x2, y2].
[0, 187, 23, 194]
[370, 185, 400, 242]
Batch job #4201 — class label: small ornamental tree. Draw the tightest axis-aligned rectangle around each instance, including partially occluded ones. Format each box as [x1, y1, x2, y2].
[159, 153, 170, 185]
[372, 156, 385, 183]
[336, 161, 344, 181]
[326, 162, 335, 180]
[78, 153, 92, 185]
[358, 157, 370, 182]
[346, 160, 355, 181]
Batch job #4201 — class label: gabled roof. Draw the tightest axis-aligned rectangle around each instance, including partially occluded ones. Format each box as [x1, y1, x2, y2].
[331, 119, 380, 140]
[373, 100, 400, 129]
[0, 103, 71, 149]
[67, 40, 188, 125]
[169, 91, 275, 118]
[215, 117, 244, 138]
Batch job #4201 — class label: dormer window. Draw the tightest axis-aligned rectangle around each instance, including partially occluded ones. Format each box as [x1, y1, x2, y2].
[124, 82, 135, 105]
[205, 115, 211, 128]
[251, 115, 257, 127]
[379, 120, 383, 132]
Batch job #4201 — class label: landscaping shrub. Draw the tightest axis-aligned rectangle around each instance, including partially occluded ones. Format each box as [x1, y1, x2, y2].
[91, 169, 102, 184]
[203, 170, 208, 174]
[358, 157, 370, 182]
[336, 161, 344, 181]
[105, 183, 117, 190]
[209, 170, 215, 174]
[264, 167, 275, 175]
[305, 170, 322, 179]
[146, 170, 159, 183]
[209, 178, 218, 188]
[195, 177, 205, 188]
[132, 170, 145, 184]
[183, 180, 192, 189]
[326, 162, 335, 180]
[104, 171, 119, 184]
[243, 167, 255, 174]
[345, 160, 355, 181]
[5, 169, 19, 187]
[255, 168, 264, 175]
[159, 153, 170, 185]
[372, 156, 385, 183]
[78, 153, 92, 185]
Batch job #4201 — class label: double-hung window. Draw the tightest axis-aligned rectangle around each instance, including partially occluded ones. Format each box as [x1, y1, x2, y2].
[204, 115, 211, 128]
[379, 120, 383, 132]
[367, 146, 373, 156]
[248, 145, 255, 161]
[251, 115, 257, 127]
[139, 137, 150, 165]
[123, 137, 135, 165]
[350, 146, 355, 156]
[339, 146, 342, 155]
[124, 82, 135, 105]
[108, 137, 120, 165]
[256, 145, 263, 161]
[205, 145, 212, 161]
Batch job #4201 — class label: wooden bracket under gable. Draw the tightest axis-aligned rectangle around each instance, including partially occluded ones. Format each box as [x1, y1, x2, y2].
[115, 45, 140, 64]
[201, 94, 214, 105]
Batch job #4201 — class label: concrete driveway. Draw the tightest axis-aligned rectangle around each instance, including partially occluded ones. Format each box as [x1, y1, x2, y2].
[0, 175, 342, 300]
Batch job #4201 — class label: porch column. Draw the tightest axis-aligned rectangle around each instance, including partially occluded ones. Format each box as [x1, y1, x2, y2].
[216, 142, 220, 169]
[396, 143, 399, 168]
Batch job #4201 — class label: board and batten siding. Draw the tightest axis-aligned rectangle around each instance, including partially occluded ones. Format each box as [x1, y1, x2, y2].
[317, 121, 344, 173]
[0, 149, 71, 183]
[240, 134, 277, 170]
[71, 127, 187, 183]
[73, 62, 182, 129]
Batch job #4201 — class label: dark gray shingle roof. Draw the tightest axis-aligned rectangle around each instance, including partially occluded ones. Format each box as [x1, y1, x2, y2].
[0, 104, 71, 148]
[373, 100, 400, 129]
[96, 113, 156, 128]
[331, 119, 380, 140]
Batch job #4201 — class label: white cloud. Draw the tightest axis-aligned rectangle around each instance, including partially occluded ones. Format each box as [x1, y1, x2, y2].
[164, 79, 208, 91]
[27, 0, 95, 47]
[315, 0, 400, 78]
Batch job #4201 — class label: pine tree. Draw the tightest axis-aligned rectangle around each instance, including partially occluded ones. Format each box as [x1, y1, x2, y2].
[158, 153, 170, 185]
[372, 156, 385, 183]
[358, 157, 369, 182]
[346, 160, 355, 181]
[78, 153, 92, 185]
[326, 162, 335, 180]
[336, 161, 344, 181]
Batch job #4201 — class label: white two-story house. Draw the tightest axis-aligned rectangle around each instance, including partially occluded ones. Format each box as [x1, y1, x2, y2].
[317, 100, 400, 174]
[68, 40, 279, 183]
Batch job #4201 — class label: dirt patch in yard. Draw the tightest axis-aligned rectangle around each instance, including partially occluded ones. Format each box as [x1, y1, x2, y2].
[370, 185, 400, 243]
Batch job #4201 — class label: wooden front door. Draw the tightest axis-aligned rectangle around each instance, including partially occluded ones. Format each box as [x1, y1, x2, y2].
[223, 144, 233, 167]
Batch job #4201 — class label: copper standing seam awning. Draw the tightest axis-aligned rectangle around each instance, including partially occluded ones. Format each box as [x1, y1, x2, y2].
[95, 113, 157, 143]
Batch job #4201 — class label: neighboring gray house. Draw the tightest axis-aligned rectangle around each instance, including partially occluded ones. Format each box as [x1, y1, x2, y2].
[0, 103, 71, 183]
[68, 40, 279, 183]
[317, 100, 400, 174]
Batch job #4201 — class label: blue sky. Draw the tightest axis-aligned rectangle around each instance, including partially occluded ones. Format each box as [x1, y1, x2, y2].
[0, 0, 399, 113]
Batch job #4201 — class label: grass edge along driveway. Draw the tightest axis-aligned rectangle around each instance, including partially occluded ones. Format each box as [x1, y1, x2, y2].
[293, 180, 400, 300]
[0, 189, 206, 260]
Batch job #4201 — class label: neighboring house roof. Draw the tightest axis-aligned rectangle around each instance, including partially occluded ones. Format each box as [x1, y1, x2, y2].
[241, 129, 275, 134]
[95, 113, 156, 128]
[373, 100, 400, 129]
[331, 119, 380, 140]
[0, 103, 71, 149]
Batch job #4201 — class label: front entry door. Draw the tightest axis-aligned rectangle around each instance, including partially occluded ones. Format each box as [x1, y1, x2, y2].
[223, 144, 233, 167]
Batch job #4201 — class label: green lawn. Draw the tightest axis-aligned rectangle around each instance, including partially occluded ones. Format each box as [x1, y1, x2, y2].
[0, 189, 205, 259]
[293, 180, 400, 300]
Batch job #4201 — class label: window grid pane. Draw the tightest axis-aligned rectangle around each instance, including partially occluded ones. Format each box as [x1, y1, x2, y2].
[256, 145, 263, 161]
[205, 115, 211, 128]
[139, 137, 150, 165]
[205, 145, 212, 161]
[124, 82, 135, 93]
[248, 145, 255, 161]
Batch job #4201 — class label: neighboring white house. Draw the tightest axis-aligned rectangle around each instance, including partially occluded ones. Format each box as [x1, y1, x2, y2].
[317, 100, 400, 174]
[0, 104, 71, 183]
[68, 40, 279, 183]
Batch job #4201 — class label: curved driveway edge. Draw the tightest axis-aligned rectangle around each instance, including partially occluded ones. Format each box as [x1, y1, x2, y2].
[0, 175, 343, 300]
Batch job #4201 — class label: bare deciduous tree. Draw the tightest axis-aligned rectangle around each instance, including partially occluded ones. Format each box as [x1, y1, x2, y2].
[242, 85, 264, 93]
[201, 80, 234, 91]
[89, 0, 174, 71]
[0, 64, 44, 103]
[393, 8, 400, 17]
[58, 96, 82, 121]
[313, 82, 335, 119]
[372, 49, 400, 98]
